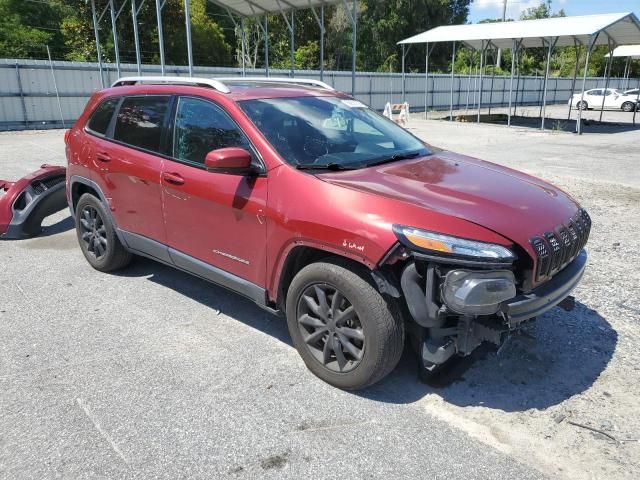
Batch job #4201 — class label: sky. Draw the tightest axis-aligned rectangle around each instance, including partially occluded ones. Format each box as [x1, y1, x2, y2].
[468, 0, 640, 23]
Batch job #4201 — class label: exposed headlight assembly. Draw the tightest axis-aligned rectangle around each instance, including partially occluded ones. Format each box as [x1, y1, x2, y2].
[442, 270, 516, 315]
[393, 225, 515, 262]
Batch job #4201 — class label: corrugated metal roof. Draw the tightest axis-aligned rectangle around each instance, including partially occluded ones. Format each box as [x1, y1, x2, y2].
[398, 12, 640, 50]
[208, 0, 339, 17]
[606, 44, 640, 58]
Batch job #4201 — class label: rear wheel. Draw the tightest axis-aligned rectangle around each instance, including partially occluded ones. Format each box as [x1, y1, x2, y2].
[622, 101, 635, 112]
[576, 100, 588, 110]
[286, 260, 404, 390]
[75, 193, 132, 272]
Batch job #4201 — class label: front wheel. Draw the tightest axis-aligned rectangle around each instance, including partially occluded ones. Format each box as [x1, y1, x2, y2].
[622, 101, 635, 112]
[576, 100, 588, 110]
[75, 193, 132, 272]
[286, 260, 404, 390]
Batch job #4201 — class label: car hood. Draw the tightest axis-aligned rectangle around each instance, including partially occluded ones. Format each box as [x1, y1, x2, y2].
[317, 151, 580, 250]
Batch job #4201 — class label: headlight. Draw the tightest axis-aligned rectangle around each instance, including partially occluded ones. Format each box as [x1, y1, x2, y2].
[393, 225, 515, 262]
[442, 270, 516, 315]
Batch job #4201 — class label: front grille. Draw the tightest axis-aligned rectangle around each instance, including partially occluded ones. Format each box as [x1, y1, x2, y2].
[531, 209, 591, 282]
[31, 175, 65, 194]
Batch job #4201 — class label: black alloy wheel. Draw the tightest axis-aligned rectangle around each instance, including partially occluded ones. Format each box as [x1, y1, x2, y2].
[297, 283, 365, 373]
[79, 205, 108, 259]
[74, 193, 132, 272]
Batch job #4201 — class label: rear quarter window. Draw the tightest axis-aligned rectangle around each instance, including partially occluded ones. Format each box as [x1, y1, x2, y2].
[113, 96, 170, 152]
[86, 97, 119, 136]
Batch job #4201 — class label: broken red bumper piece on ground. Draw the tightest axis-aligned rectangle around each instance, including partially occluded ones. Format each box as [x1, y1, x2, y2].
[0, 164, 67, 239]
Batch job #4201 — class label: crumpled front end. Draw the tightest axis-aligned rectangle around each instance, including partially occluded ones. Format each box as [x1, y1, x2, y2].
[381, 209, 591, 373]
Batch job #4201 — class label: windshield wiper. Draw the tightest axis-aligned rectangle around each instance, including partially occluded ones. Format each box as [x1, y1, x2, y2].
[296, 162, 356, 171]
[365, 150, 423, 168]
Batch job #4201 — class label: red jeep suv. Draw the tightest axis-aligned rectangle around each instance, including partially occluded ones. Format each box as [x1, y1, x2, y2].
[65, 76, 589, 389]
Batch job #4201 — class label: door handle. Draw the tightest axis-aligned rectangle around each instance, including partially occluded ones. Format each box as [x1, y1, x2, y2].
[96, 152, 111, 162]
[162, 172, 185, 186]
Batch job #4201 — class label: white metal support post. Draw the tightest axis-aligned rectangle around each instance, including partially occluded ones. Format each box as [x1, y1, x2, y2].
[507, 39, 522, 127]
[131, 0, 145, 75]
[90, 0, 105, 87]
[599, 36, 615, 122]
[184, 0, 194, 76]
[424, 42, 434, 119]
[633, 77, 640, 125]
[310, 6, 325, 81]
[488, 42, 497, 115]
[401, 44, 411, 103]
[265, 16, 269, 76]
[155, 0, 166, 75]
[465, 50, 474, 114]
[540, 36, 558, 130]
[290, 11, 295, 76]
[477, 40, 486, 123]
[577, 34, 598, 135]
[109, 0, 121, 78]
[567, 37, 581, 121]
[241, 17, 246, 76]
[341, 0, 358, 96]
[46, 45, 65, 128]
[449, 41, 456, 121]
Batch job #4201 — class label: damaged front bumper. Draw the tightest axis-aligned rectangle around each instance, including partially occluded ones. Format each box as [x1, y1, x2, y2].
[0, 164, 67, 239]
[399, 249, 587, 369]
[503, 250, 586, 325]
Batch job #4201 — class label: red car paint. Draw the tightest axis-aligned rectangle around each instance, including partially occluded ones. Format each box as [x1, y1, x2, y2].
[66, 83, 582, 303]
[0, 164, 66, 236]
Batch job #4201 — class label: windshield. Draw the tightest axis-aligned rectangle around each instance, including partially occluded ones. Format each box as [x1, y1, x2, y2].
[239, 96, 429, 169]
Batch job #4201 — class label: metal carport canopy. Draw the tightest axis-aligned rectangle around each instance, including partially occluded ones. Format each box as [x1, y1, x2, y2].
[397, 12, 640, 50]
[209, 0, 339, 16]
[607, 44, 640, 58]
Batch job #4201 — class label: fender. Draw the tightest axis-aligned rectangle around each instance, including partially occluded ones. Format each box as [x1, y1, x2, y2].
[268, 237, 378, 303]
[68, 175, 128, 247]
[0, 165, 67, 239]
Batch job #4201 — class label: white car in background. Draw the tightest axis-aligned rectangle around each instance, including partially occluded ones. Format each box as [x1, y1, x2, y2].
[569, 88, 638, 112]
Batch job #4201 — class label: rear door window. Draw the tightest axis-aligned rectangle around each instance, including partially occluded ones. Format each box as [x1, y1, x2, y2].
[113, 96, 170, 153]
[86, 97, 119, 136]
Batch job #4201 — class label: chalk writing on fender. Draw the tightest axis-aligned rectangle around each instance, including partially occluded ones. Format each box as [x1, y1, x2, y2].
[342, 240, 365, 252]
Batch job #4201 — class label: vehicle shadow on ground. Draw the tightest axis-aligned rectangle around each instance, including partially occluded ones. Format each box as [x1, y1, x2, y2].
[363, 302, 617, 412]
[115, 257, 293, 346]
[39, 215, 74, 237]
[442, 114, 640, 134]
[116, 258, 617, 412]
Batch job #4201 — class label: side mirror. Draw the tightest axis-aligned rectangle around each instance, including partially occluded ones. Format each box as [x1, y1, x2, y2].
[204, 147, 253, 173]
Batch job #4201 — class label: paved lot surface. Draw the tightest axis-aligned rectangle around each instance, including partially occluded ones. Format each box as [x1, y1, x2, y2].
[2, 119, 639, 479]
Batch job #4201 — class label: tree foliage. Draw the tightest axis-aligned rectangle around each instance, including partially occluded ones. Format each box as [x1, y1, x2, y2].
[0, 0, 635, 78]
[0, 0, 471, 73]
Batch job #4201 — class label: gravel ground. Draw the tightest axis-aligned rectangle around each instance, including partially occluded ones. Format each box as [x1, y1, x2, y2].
[1, 120, 639, 479]
[405, 117, 640, 479]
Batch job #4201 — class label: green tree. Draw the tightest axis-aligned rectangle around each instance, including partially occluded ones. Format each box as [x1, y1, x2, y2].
[0, 0, 68, 58]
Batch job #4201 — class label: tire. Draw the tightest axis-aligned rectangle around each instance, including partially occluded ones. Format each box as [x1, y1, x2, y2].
[285, 259, 404, 390]
[75, 193, 132, 272]
[576, 100, 588, 110]
[622, 102, 635, 112]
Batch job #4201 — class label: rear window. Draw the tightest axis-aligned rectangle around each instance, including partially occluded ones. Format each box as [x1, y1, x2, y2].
[113, 96, 170, 152]
[86, 98, 119, 135]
